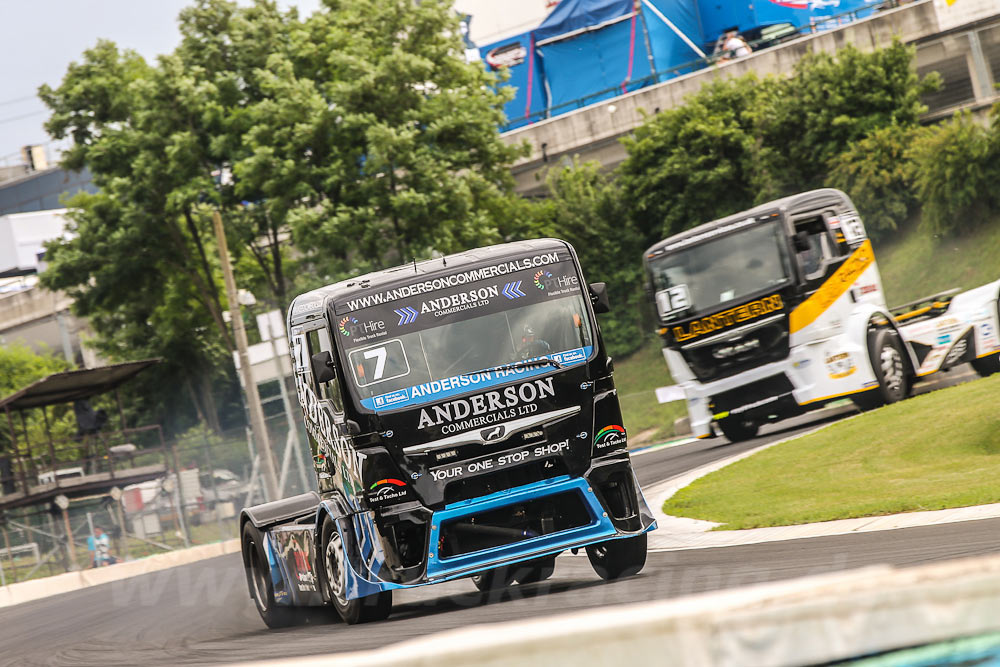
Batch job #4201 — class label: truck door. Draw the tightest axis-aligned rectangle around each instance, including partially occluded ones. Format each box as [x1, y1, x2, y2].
[292, 324, 348, 494]
[792, 211, 841, 287]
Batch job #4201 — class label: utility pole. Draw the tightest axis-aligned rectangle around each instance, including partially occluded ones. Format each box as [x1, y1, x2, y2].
[212, 209, 280, 502]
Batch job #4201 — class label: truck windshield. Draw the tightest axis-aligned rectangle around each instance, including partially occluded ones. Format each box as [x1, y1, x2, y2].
[334, 255, 594, 412]
[648, 220, 792, 320]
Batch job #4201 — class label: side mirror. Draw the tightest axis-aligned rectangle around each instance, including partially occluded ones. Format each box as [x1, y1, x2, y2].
[345, 420, 361, 436]
[310, 351, 337, 384]
[588, 282, 611, 314]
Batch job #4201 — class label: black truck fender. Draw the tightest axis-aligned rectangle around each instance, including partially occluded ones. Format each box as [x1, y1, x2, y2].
[240, 491, 320, 531]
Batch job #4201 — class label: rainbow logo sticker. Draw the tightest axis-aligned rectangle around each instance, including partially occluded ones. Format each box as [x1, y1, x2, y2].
[369, 478, 407, 490]
[534, 270, 552, 290]
[594, 425, 627, 450]
[339, 316, 357, 336]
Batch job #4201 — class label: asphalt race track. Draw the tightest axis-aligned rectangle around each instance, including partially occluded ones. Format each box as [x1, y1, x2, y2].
[0, 368, 990, 666]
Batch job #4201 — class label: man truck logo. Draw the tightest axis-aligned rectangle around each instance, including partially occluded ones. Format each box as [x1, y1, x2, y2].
[534, 270, 552, 290]
[594, 425, 626, 450]
[481, 425, 505, 441]
[672, 295, 783, 343]
[394, 306, 418, 325]
[503, 281, 526, 299]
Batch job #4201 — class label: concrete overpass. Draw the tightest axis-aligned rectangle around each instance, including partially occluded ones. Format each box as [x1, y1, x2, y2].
[503, 0, 1000, 196]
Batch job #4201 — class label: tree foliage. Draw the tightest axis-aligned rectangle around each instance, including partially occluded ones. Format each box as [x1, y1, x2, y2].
[828, 124, 925, 241]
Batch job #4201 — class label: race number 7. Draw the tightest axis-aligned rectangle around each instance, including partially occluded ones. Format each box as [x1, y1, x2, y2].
[655, 285, 691, 318]
[363, 347, 387, 381]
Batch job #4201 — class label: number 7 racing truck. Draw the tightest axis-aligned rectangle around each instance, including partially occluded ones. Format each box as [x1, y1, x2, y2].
[644, 188, 1000, 443]
[240, 239, 656, 627]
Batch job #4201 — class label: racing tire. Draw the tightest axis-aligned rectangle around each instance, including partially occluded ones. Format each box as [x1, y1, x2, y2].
[971, 352, 1000, 377]
[320, 515, 392, 625]
[853, 328, 910, 411]
[242, 522, 303, 629]
[716, 416, 759, 443]
[586, 532, 647, 581]
[513, 557, 556, 585]
[471, 566, 516, 592]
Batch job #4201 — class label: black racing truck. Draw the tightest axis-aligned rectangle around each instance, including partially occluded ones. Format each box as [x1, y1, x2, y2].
[240, 239, 656, 627]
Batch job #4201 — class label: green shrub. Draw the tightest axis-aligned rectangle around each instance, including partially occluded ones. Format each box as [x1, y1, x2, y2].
[908, 110, 1000, 235]
[828, 124, 925, 241]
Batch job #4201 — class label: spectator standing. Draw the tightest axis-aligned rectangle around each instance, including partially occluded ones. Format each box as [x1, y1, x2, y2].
[723, 30, 753, 59]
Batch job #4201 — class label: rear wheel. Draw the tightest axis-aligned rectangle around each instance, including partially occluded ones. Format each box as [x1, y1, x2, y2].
[320, 516, 392, 624]
[471, 566, 515, 591]
[854, 328, 910, 411]
[513, 557, 556, 585]
[716, 415, 759, 443]
[242, 522, 302, 629]
[587, 532, 647, 580]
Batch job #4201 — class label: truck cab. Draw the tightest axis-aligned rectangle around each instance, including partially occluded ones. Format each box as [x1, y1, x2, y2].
[644, 189, 1000, 442]
[240, 239, 656, 627]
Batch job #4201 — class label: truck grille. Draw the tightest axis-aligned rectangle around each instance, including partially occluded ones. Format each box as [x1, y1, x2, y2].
[681, 317, 789, 382]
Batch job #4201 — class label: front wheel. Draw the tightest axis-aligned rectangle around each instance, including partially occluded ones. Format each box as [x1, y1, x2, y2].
[716, 416, 759, 443]
[513, 557, 556, 585]
[854, 328, 910, 411]
[471, 566, 515, 591]
[320, 516, 392, 625]
[587, 532, 647, 580]
[242, 522, 303, 629]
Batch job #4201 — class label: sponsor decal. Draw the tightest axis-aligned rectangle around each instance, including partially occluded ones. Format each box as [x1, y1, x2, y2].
[366, 478, 411, 507]
[339, 316, 357, 336]
[362, 346, 592, 411]
[485, 42, 527, 69]
[672, 295, 783, 343]
[594, 425, 627, 451]
[342, 252, 561, 312]
[394, 306, 418, 325]
[273, 531, 317, 592]
[944, 339, 969, 367]
[714, 393, 787, 419]
[431, 440, 570, 483]
[294, 373, 366, 487]
[293, 299, 322, 315]
[503, 280, 526, 299]
[789, 239, 875, 334]
[534, 270, 552, 290]
[859, 284, 879, 295]
[825, 352, 856, 379]
[416, 377, 556, 430]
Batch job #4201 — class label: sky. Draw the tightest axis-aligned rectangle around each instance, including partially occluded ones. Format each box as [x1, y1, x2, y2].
[0, 0, 322, 167]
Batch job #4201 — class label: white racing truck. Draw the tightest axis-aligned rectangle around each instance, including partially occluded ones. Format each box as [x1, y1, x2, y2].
[643, 189, 1000, 442]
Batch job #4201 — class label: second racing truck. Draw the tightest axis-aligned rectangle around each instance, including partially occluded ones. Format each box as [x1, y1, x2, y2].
[241, 239, 656, 626]
[644, 188, 1000, 443]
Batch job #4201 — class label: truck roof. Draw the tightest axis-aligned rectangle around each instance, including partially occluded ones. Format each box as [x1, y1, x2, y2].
[288, 238, 570, 325]
[644, 188, 854, 260]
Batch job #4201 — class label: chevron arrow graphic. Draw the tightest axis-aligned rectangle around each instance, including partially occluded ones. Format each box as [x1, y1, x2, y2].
[503, 281, 526, 299]
[394, 306, 418, 325]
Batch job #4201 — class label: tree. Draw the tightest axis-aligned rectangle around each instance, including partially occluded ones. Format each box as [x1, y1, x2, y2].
[0, 345, 70, 454]
[619, 76, 773, 245]
[760, 39, 939, 194]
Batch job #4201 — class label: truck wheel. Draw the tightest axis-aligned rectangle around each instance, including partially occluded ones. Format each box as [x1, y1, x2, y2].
[717, 416, 759, 443]
[320, 515, 392, 624]
[242, 522, 302, 629]
[854, 328, 910, 410]
[513, 557, 556, 585]
[586, 532, 647, 580]
[471, 566, 515, 591]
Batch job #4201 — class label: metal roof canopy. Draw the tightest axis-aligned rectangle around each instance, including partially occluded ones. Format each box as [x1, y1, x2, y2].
[0, 358, 161, 411]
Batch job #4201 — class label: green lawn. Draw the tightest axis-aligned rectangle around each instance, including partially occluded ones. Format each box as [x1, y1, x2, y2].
[663, 373, 1000, 530]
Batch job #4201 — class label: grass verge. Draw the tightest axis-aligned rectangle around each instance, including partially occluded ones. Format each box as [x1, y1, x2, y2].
[662, 372, 1000, 530]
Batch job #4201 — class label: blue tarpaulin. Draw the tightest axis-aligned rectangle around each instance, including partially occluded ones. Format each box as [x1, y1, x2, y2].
[533, 0, 636, 43]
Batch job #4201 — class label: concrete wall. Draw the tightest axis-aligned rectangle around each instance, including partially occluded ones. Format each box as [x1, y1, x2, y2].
[502, 0, 1000, 196]
[0, 285, 94, 366]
